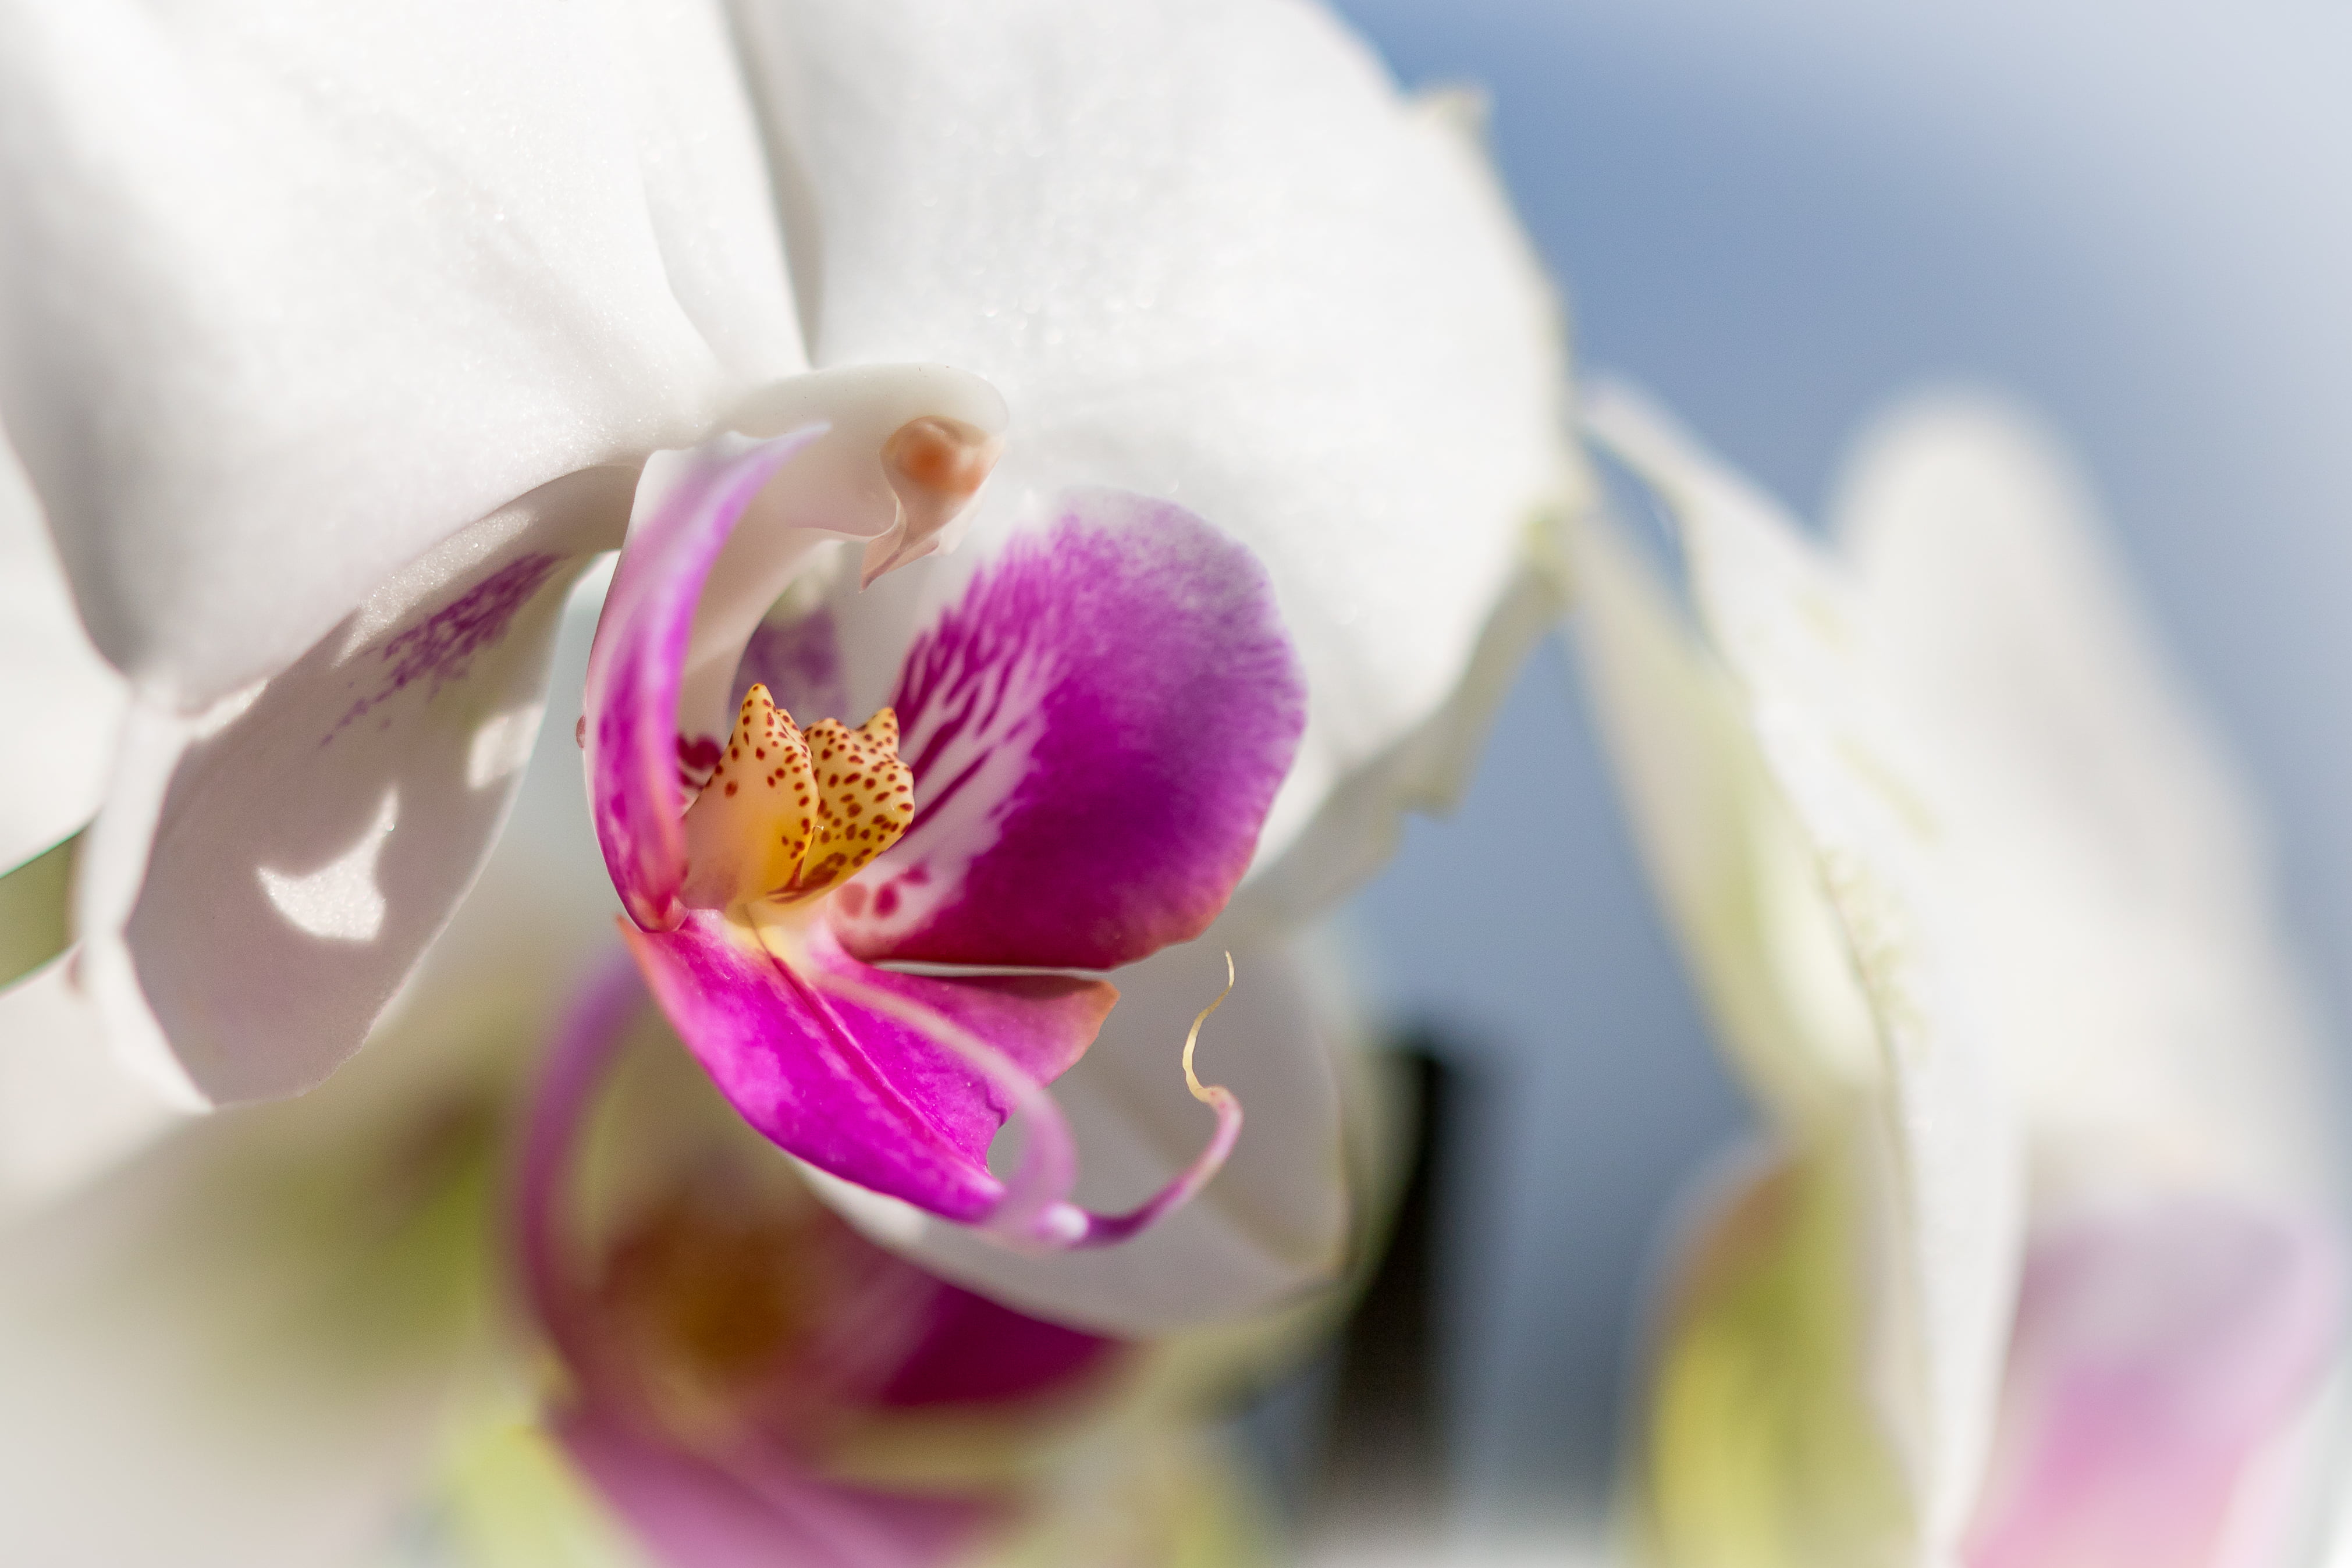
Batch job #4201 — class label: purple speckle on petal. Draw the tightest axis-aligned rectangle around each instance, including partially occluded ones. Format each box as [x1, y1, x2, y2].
[328, 552, 562, 742]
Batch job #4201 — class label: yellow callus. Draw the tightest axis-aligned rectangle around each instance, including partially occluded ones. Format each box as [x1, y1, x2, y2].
[679, 684, 914, 911]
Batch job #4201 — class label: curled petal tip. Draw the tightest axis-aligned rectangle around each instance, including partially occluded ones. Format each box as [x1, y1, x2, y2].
[1181, 950, 1238, 1104]
[1054, 951, 1245, 1253]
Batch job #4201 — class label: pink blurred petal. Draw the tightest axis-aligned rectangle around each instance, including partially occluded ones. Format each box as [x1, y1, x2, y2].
[734, 608, 851, 738]
[1964, 1195, 2343, 1568]
[557, 1402, 991, 1568]
[875, 1281, 1120, 1409]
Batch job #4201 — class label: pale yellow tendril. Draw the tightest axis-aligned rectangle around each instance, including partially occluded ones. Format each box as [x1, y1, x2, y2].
[1181, 951, 1238, 1108]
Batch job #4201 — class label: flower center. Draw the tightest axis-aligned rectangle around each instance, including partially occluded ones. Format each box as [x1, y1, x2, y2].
[677, 684, 914, 911]
[594, 1189, 818, 1426]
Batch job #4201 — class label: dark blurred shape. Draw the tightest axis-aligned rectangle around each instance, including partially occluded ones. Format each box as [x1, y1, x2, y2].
[1310, 1042, 1458, 1531]
[1338, 637, 1753, 1519]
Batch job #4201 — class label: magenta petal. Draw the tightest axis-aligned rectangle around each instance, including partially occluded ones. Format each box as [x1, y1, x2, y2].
[557, 1403, 989, 1568]
[623, 913, 1115, 1225]
[584, 431, 826, 932]
[875, 1282, 1120, 1409]
[1963, 1196, 2343, 1568]
[830, 490, 1306, 970]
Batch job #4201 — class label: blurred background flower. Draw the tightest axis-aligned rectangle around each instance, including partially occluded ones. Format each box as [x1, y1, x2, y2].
[1578, 386, 2341, 1567]
[1313, 0, 2352, 1557]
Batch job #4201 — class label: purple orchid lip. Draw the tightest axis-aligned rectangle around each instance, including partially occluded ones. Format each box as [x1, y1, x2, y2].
[623, 912, 1247, 1253]
[832, 488, 1307, 974]
[581, 428, 1303, 1253]
[803, 952, 1243, 1251]
[793, 958, 1084, 1246]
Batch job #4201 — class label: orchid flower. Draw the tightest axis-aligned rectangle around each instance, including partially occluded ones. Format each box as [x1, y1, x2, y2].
[583, 435, 1301, 1254]
[0, 0, 1572, 1139]
[1570, 387, 2342, 1567]
[10, 489, 1373, 1350]
[0, 770, 1350, 1566]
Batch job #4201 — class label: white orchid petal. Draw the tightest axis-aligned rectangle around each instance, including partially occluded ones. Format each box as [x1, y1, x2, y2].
[1585, 386, 2026, 1560]
[1831, 394, 2332, 1201]
[0, 438, 124, 873]
[586, 0, 809, 387]
[0, 0, 803, 709]
[1568, 504, 1879, 1129]
[736, 0, 1575, 884]
[812, 923, 1358, 1336]
[76, 470, 632, 1106]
